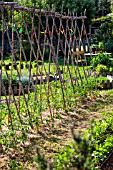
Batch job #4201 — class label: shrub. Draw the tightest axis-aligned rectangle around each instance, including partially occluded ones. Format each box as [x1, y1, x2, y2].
[91, 53, 111, 67]
[2, 74, 9, 89]
[2, 74, 18, 89]
[95, 64, 108, 75]
[104, 39, 113, 53]
[17, 75, 33, 86]
[99, 42, 104, 49]
[2, 74, 33, 89]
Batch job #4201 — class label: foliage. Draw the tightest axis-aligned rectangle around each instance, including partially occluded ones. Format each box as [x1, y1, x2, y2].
[2, 73, 33, 88]
[98, 42, 104, 49]
[93, 16, 113, 50]
[17, 75, 33, 86]
[91, 53, 111, 67]
[2, 73, 18, 88]
[104, 39, 113, 52]
[1, 1, 113, 169]
[55, 112, 113, 169]
[53, 132, 94, 170]
[13, 0, 96, 27]
[95, 64, 108, 75]
[45, 0, 96, 25]
[93, 0, 113, 50]
[33, 112, 113, 170]
[92, 15, 111, 22]
[70, 76, 108, 98]
[95, 0, 111, 16]
[1, 61, 113, 169]
[90, 44, 98, 49]
[87, 113, 113, 166]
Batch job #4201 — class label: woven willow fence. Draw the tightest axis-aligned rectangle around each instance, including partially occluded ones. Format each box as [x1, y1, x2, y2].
[0, 2, 92, 129]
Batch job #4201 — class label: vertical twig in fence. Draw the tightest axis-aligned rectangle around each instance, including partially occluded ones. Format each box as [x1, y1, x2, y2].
[18, 11, 23, 115]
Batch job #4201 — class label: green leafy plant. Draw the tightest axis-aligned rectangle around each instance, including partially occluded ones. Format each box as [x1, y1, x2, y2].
[86, 114, 113, 167]
[76, 76, 108, 97]
[98, 42, 104, 49]
[17, 75, 33, 86]
[91, 53, 111, 67]
[2, 74, 19, 89]
[104, 39, 113, 53]
[95, 64, 108, 75]
[90, 44, 98, 49]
